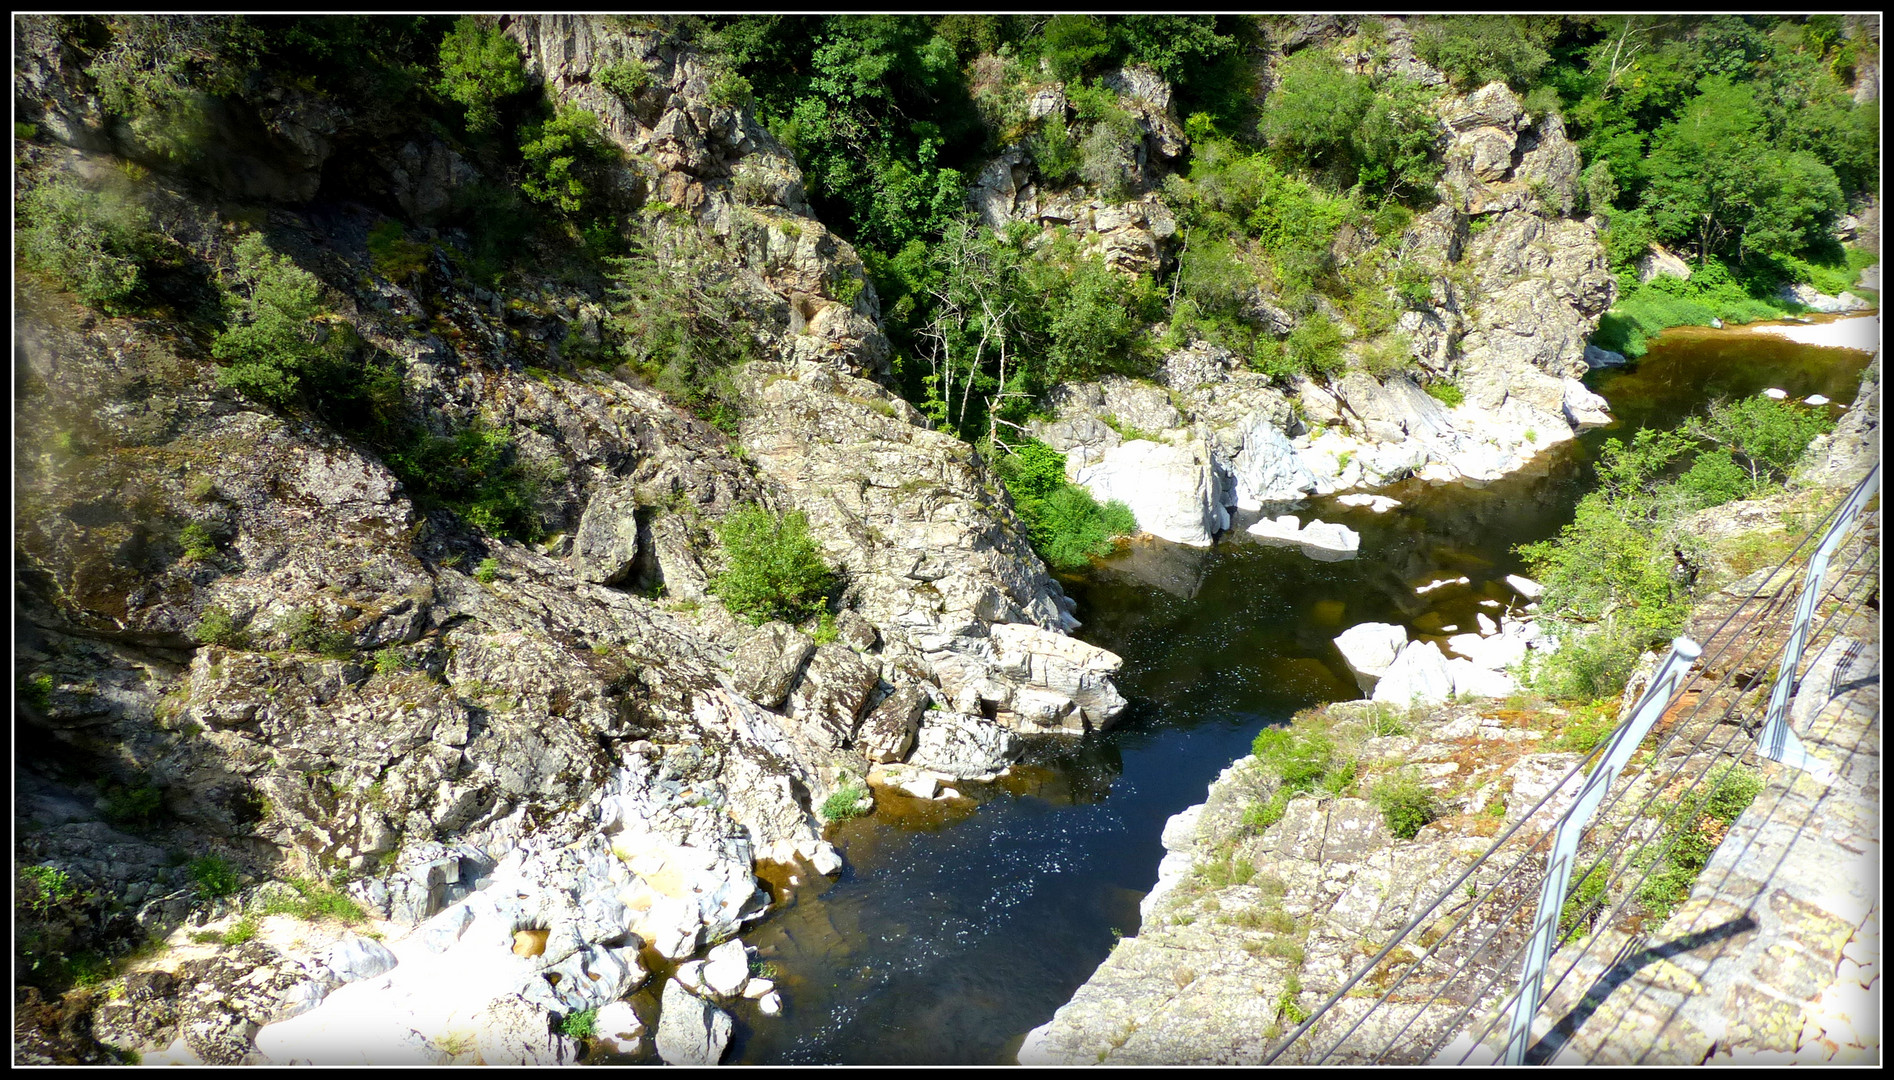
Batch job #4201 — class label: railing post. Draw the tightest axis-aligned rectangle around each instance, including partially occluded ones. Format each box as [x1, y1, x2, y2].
[1502, 636, 1702, 1065]
[1759, 465, 1879, 779]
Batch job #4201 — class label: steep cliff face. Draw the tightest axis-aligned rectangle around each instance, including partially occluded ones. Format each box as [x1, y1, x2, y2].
[13, 15, 1127, 1064]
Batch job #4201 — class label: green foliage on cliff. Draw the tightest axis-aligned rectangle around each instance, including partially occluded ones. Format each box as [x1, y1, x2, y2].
[997, 442, 1138, 571]
[1634, 764, 1763, 920]
[1554, 16, 1874, 268]
[711, 507, 837, 625]
[386, 417, 552, 543]
[212, 235, 329, 406]
[1519, 392, 1834, 699]
[518, 105, 614, 219]
[436, 16, 527, 134]
[16, 176, 158, 312]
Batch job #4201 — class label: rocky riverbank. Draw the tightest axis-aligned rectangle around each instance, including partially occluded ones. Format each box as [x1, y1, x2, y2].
[1018, 351, 1881, 1066]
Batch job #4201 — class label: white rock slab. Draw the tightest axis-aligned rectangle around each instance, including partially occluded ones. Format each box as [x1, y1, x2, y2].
[656, 979, 732, 1066]
[1504, 574, 1545, 600]
[1336, 493, 1402, 513]
[1805, 394, 1830, 406]
[594, 1001, 645, 1056]
[1247, 514, 1360, 558]
[1334, 622, 1408, 686]
[1070, 438, 1225, 546]
[1763, 387, 1789, 400]
[1372, 641, 1456, 706]
[702, 940, 750, 1000]
[1447, 657, 1518, 699]
[1476, 613, 1499, 636]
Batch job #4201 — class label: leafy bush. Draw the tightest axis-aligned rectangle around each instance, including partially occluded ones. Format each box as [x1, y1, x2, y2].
[1559, 863, 1611, 936]
[277, 608, 353, 658]
[595, 58, 651, 98]
[188, 855, 240, 899]
[707, 70, 754, 108]
[84, 15, 258, 165]
[1675, 448, 1754, 509]
[103, 785, 165, 827]
[1635, 765, 1763, 919]
[1262, 51, 1370, 173]
[191, 605, 248, 648]
[605, 219, 758, 423]
[257, 877, 367, 924]
[519, 106, 615, 218]
[1554, 701, 1621, 754]
[371, 647, 409, 677]
[436, 16, 526, 133]
[21, 865, 78, 916]
[1685, 394, 1835, 486]
[999, 445, 1139, 571]
[1426, 381, 1466, 408]
[557, 1007, 600, 1040]
[1370, 771, 1441, 840]
[821, 780, 871, 821]
[1275, 313, 1347, 381]
[1414, 15, 1555, 90]
[474, 557, 499, 584]
[19, 672, 55, 712]
[212, 234, 330, 407]
[16, 176, 157, 311]
[386, 417, 550, 542]
[711, 507, 836, 625]
[179, 521, 218, 562]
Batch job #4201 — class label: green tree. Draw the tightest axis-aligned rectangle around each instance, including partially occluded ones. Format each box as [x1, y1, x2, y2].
[16, 176, 156, 311]
[1262, 51, 1370, 174]
[1684, 394, 1834, 486]
[1353, 77, 1444, 197]
[212, 234, 326, 406]
[1414, 14, 1558, 90]
[711, 507, 836, 624]
[436, 16, 526, 134]
[518, 105, 614, 218]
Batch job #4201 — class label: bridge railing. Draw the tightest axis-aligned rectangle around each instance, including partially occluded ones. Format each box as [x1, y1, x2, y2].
[1261, 465, 1880, 1066]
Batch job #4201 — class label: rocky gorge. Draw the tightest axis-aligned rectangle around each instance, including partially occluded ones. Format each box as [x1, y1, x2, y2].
[12, 13, 1880, 1066]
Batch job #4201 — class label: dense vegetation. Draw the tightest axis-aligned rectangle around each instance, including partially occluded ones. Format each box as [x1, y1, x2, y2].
[14, 14, 1877, 571]
[711, 507, 837, 625]
[1518, 393, 1835, 700]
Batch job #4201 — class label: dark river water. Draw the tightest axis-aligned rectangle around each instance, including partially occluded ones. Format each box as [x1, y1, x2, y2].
[717, 320, 1872, 1064]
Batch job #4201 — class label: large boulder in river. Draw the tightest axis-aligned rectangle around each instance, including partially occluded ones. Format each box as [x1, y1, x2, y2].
[1070, 438, 1227, 547]
[1334, 623, 1409, 692]
[906, 711, 1022, 780]
[1371, 640, 1455, 706]
[656, 979, 732, 1065]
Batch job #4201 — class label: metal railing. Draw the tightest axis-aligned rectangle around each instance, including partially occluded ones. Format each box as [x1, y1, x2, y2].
[1261, 465, 1880, 1066]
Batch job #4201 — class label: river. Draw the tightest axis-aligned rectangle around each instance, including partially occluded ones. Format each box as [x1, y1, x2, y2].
[714, 319, 1873, 1064]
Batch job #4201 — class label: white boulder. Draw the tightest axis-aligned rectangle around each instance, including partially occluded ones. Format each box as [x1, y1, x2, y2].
[1246, 514, 1360, 558]
[702, 940, 750, 1000]
[593, 1001, 645, 1056]
[1763, 387, 1789, 400]
[1336, 493, 1402, 513]
[1334, 623, 1409, 690]
[1070, 438, 1225, 546]
[655, 979, 733, 1066]
[1371, 641, 1456, 707]
[1230, 415, 1321, 508]
[1504, 574, 1545, 600]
